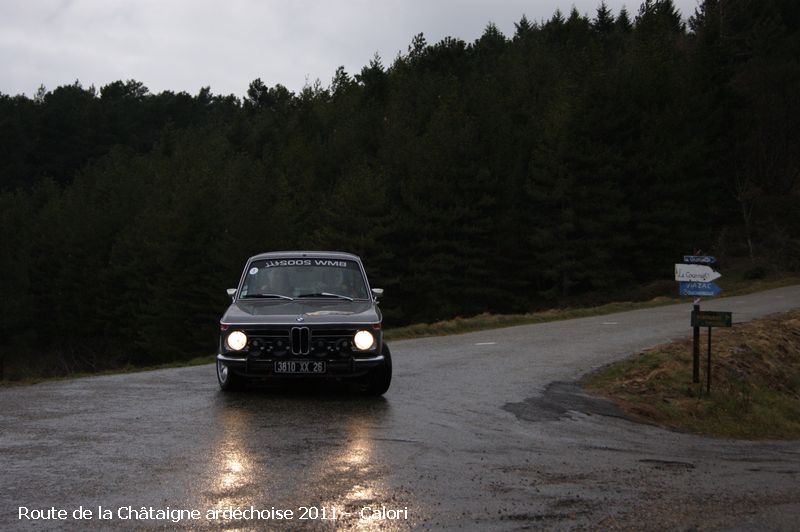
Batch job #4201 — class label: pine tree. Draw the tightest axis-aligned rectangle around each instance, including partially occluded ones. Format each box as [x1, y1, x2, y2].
[592, 1, 615, 34]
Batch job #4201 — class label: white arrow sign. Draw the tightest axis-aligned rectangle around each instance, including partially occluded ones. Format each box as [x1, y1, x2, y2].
[675, 264, 722, 282]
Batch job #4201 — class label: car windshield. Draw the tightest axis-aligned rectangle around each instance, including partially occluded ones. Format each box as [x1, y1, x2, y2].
[239, 258, 370, 300]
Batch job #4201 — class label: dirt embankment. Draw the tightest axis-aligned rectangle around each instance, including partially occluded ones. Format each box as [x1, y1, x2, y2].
[583, 309, 800, 439]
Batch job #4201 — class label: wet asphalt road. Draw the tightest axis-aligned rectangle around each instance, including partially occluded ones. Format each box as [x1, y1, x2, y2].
[2, 285, 800, 531]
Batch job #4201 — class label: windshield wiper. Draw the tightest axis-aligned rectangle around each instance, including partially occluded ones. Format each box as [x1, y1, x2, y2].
[244, 293, 294, 300]
[297, 292, 354, 301]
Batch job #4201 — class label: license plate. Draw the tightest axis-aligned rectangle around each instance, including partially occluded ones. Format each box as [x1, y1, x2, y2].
[274, 360, 326, 374]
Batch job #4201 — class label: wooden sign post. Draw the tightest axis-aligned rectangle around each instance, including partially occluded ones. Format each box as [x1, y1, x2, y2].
[690, 310, 733, 394]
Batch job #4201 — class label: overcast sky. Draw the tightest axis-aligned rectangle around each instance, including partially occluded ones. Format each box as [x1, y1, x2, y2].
[0, 0, 700, 99]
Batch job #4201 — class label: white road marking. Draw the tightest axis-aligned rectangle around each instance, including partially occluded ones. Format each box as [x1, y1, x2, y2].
[474, 342, 496, 346]
[602, 322, 619, 325]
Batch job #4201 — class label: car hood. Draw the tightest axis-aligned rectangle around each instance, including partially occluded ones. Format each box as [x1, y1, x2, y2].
[221, 299, 381, 326]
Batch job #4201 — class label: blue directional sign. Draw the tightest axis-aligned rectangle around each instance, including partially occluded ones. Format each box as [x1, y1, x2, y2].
[679, 281, 721, 297]
[683, 255, 716, 264]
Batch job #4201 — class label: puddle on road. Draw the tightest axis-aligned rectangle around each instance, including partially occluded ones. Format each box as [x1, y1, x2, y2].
[503, 382, 628, 422]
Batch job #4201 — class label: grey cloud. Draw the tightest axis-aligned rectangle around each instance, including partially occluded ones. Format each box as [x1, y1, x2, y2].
[0, 0, 700, 98]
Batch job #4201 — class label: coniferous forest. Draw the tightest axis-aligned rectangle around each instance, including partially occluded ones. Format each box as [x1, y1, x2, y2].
[1, 0, 798, 379]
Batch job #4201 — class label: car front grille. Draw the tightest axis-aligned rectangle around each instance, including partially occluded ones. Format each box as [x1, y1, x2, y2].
[291, 327, 310, 355]
[245, 327, 359, 358]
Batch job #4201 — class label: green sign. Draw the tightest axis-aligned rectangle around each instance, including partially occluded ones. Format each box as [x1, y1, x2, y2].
[692, 310, 732, 328]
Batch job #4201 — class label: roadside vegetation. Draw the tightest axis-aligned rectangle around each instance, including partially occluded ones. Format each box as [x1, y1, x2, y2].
[386, 265, 800, 340]
[0, 356, 214, 388]
[583, 309, 800, 440]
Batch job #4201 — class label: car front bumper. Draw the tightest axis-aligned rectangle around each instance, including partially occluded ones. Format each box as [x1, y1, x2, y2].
[216, 353, 385, 379]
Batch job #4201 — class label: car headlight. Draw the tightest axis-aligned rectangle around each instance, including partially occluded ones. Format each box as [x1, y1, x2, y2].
[226, 331, 248, 351]
[353, 330, 374, 351]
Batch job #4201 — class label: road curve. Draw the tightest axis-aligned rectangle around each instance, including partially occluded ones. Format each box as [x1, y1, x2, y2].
[2, 285, 799, 530]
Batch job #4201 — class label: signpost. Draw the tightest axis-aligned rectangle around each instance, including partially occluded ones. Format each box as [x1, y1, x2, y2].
[683, 255, 716, 264]
[679, 281, 722, 297]
[689, 310, 732, 394]
[675, 263, 722, 283]
[692, 311, 732, 328]
[675, 254, 726, 386]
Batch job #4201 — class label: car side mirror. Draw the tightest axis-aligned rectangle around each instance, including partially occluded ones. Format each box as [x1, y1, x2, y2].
[226, 288, 237, 300]
[371, 288, 384, 302]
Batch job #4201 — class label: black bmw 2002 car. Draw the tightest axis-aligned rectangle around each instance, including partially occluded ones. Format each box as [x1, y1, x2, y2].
[216, 251, 391, 395]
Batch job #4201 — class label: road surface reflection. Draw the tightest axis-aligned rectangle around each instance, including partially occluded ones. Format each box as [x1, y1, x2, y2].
[200, 386, 412, 529]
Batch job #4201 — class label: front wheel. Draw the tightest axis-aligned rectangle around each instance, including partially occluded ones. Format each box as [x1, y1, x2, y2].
[363, 343, 392, 396]
[217, 360, 244, 391]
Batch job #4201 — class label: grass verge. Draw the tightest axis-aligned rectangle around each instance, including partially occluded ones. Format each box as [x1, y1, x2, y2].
[0, 355, 215, 388]
[385, 272, 800, 341]
[383, 298, 680, 340]
[582, 309, 800, 440]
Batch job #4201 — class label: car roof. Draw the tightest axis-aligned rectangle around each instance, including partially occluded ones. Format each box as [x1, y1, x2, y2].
[248, 251, 361, 262]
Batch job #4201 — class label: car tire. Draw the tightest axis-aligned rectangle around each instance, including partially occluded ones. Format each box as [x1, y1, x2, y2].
[217, 360, 244, 391]
[363, 343, 392, 396]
